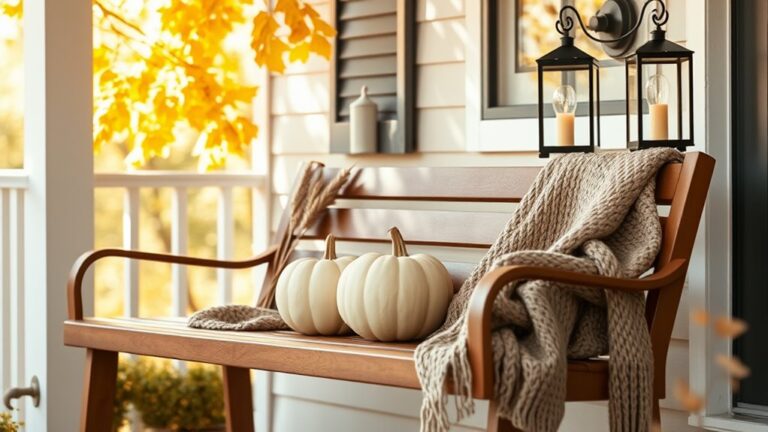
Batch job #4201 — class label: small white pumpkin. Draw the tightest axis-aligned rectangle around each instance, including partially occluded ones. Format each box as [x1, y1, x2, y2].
[275, 234, 355, 335]
[337, 227, 454, 341]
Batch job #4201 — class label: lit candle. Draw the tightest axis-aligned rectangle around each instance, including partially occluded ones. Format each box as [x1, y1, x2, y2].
[552, 85, 577, 146]
[556, 112, 575, 146]
[646, 73, 670, 140]
[649, 103, 668, 140]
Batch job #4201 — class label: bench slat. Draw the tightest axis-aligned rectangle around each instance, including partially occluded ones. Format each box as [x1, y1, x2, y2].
[305, 208, 511, 248]
[64, 318, 421, 389]
[324, 163, 681, 204]
[63, 318, 609, 400]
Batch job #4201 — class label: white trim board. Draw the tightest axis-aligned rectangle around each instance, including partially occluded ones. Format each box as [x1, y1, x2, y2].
[697, 415, 768, 432]
[686, 1, 767, 431]
[687, 0, 731, 419]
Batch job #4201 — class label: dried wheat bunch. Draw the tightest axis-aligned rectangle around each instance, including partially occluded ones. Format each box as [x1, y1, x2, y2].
[258, 162, 353, 308]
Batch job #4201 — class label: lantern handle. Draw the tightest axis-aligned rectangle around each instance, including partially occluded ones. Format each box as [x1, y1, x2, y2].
[556, 0, 669, 44]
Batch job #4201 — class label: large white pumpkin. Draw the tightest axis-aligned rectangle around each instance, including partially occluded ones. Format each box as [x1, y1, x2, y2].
[337, 227, 454, 341]
[275, 235, 355, 335]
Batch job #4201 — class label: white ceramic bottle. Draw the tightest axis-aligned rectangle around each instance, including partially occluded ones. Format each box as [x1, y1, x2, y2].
[349, 85, 378, 154]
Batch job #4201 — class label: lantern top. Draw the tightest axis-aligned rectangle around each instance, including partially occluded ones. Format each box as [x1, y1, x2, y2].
[536, 36, 598, 68]
[632, 30, 693, 61]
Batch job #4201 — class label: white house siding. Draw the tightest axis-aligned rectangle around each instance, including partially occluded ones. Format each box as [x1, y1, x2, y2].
[263, 0, 697, 430]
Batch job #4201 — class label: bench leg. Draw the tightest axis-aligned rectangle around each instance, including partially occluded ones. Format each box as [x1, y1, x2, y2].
[79, 349, 118, 432]
[652, 398, 661, 429]
[488, 400, 522, 432]
[223, 366, 255, 432]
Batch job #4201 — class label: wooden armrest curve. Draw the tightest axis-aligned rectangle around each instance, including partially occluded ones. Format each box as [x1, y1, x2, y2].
[465, 258, 688, 399]
[67, 245, 278, 321]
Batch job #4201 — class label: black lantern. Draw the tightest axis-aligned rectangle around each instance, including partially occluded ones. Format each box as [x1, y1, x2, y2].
[626, 29, 693, 151]
[537, 35, 600, 158]
[533, 0, 693, 154]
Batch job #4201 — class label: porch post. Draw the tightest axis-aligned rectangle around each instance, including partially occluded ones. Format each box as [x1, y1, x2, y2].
[23, 0, 93, 429]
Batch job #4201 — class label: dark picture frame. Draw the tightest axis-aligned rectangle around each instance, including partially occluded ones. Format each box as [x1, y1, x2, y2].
[482, 0, 625, 120]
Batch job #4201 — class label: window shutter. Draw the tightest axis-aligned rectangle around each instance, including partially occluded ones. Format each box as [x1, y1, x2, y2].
[330, 0, 415, 153]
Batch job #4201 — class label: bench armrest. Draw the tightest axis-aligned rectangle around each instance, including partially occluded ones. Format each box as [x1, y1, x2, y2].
[466, 258, 688, 399]
[67, 245, 278, 320]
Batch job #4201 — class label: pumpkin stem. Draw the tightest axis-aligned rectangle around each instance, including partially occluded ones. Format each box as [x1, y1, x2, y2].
[388, 227, 409, 257]
[323, 234, 337, 260]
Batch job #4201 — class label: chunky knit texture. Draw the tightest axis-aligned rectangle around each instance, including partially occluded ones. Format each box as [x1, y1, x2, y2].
[414, 148, 682, 432]
[187, 305, 288, 331]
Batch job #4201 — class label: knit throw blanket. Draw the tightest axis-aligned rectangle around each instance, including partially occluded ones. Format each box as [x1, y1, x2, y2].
[187, 149, 681, 431]
[415, 148, 682, 432]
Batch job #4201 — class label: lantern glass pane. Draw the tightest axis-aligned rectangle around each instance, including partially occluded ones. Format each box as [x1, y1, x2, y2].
[593, 65, 600, 149]
[540, 68, 594, 148]
[627, 60, 639, 143]
[642, 63, 668, 141]
[679, 60, 692, 141]
[639, 60, 690, 142]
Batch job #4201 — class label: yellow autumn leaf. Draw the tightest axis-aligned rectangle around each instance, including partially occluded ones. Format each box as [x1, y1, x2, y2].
[713, 316, 748, 339]
[2, 0, 334, 170]
[714, 354, 751, 379]
[690, 308, 709, 326]
[267, 39, 290, 73]
[251, 11, 272, 42]
[225, 86, 259, 104]
[0, 0, 22, 18]
[673, 379, 704, 413]
[289, 42, 311, 63]
[233, 117, 258, 143]
[310, 15, 337, 37]
[309, 34, 332, 59]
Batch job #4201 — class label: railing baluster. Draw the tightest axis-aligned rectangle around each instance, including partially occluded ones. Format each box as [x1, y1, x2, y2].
[171, 187, 188, 317]
[0, 189, 10, 393]
[9, 189, 24, 422]
[124, 187, 140, 317]
[217, 186, 234, 305]
[252, 186, 270, 304]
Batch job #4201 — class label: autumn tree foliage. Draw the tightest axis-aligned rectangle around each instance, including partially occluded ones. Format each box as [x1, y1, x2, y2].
[0, 0, 335, 170]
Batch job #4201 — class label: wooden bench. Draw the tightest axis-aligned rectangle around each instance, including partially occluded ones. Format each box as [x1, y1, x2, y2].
[64, 152, 715, 432]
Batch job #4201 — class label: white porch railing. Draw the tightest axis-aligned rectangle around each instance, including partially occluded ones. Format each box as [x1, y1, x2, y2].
[0, 170, 27, 418]
[93, 171, 269, 318]
[94, 171, 268, 432]
[1, 170, 268, 426]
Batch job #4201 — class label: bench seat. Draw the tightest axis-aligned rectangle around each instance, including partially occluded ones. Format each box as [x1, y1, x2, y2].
[63, 317, 610, 401]
[65, 153, 715, 431]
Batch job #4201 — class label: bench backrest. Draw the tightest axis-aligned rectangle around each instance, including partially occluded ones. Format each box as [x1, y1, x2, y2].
[260, 152, 715, 391]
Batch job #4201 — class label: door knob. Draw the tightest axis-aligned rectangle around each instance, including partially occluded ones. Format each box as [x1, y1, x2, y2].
[3, 376, 40, 409]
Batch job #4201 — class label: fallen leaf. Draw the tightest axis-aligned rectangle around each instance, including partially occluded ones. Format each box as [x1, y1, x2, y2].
[713, 316, 748, 339]
[690, 308, 709, 326]
[714, 354, 751, 379]
[674, 379, 704, 413]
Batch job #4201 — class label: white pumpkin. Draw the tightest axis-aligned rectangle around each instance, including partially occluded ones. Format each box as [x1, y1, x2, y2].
[275, 235, 355, 335]
[337, 227, 454, 341]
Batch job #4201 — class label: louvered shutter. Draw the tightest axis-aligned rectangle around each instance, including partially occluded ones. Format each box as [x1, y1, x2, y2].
[330, 0, 415, 153]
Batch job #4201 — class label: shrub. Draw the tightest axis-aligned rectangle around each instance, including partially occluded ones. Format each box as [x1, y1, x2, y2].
[114, 357, 136, 430]
[117, 358, 225, 431]
[0, 411, 22, 432]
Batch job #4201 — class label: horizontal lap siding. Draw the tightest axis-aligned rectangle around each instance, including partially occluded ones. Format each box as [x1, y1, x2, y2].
[271, 4, 470, 156]
[267, 0, 692, 430]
